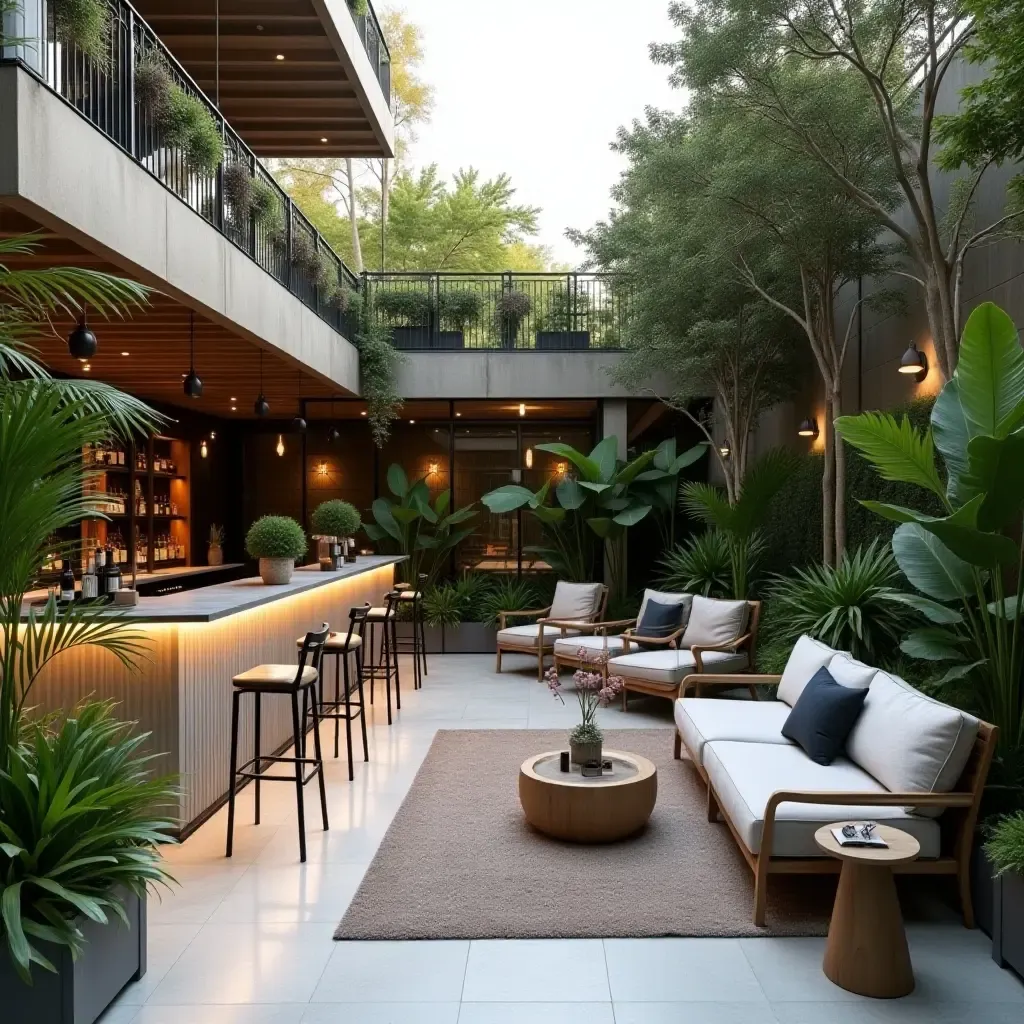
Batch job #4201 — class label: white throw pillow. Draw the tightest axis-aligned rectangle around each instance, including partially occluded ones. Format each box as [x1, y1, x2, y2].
[776, 635, 839, 707]
[827, 653, 877, 690]
[637, 589, 692, 628]
[549, 582, 603, 621]
[681, 595, 749, 648]
[846, 670, 981, 816]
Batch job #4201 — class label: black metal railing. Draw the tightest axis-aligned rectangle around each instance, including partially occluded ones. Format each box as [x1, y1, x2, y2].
[362, 272, 631, 351]
[1, 0, 362, 336]
[348, 0, 391, 106]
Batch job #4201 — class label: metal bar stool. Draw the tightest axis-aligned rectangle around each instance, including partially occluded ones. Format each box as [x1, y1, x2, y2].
[299, 606, 369, 781]
[393, 572, 428, 690]
[363, 590, 401, 725]
[226, 623, 330, 863]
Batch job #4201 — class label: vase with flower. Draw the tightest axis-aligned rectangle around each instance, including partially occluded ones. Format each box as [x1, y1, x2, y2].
[545, 648, 624, 766]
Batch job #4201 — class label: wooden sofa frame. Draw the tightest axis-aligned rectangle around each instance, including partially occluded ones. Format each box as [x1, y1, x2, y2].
[617, 601, 762, 711]
[673, 672, 999, 927]
[495, 585, 609, 680]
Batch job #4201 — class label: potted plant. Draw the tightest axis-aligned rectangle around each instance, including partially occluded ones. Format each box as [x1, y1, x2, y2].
[245, 515, 306, 584]
[988, 811, 1024, 977]
[493, 289, 532, 349]
[436, 289, 482, 349]
[207, 523, 225, 566]
[536, 285, 590, 350]
[310, 500, 361, 570]
[545, 650, 624, 765]
[374, 289, 434, 349]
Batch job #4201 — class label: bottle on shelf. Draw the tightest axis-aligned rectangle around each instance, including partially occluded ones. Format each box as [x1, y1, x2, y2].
[95, 547, 107, 597]
[81, 554, 98, 599]
[59, 559, 75, 603]
[106, 546, 122, 594]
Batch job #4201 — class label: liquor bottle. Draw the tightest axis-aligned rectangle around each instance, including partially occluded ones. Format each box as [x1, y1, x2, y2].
[60, 559, 75, 602]
[117, 448, 125, 467]
[95, 547, 107, 597]
[81, 555, 98, 599]
[106, 547, 122, 594]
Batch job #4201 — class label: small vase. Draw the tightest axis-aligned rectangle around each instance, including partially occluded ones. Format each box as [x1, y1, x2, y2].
[208, 544, 223, 566]
[258, 556, 294, 585]
[570, 738, 602, 766]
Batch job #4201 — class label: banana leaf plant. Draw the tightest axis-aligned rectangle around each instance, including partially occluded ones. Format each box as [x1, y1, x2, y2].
[836, 302, 1024, 784]
[632, 439, 709, 549]
[362, 463, 477, 587]
[480, 436, 657, 598]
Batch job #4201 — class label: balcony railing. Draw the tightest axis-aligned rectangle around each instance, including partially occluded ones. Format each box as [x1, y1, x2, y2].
[348, 0, 391, 107]
[1, 0, 361, 337]
[363, 272, 631, 351]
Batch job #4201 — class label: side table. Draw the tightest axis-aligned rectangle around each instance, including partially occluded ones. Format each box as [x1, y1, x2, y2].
[814, 822, 920, 998]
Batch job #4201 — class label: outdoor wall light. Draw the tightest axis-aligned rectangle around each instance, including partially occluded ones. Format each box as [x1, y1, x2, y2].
[556, 461, 568, 477]
[276, 435, 285, 457]
[797, 417, 819, 439]
[899, 342, 928, 382]
[327, 426, 341, 443]
[718, 445, 731, 458]
[525, 447, 533, 469]
[428, 462, 440, 476]
[183, 313, 203, 399]
[68, 311, 97, 359]
[318, 461, 329, 477]
[200, 439, 208, 459]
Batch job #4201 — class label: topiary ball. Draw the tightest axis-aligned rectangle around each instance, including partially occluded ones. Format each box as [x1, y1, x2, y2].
[310, 500, 361, 538]
[245, 515, 307, 560]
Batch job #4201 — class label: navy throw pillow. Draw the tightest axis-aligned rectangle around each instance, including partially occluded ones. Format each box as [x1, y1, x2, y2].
[781, 666, 868, 766]
[634, 599, 685, 648]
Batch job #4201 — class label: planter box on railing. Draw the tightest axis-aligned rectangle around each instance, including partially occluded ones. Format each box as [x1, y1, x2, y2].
[536, 331, 590, 351]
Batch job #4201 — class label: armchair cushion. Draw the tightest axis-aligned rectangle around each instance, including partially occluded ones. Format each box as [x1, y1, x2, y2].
[703, 740, 941, 858]
[497, 623, 582, 649]
[846, 669, 980, 817]
[681, 595, 749, 648]
[634, 598, 688, 647]
[781, 667, 868, 766]
[549, 582, 604, 622]
[776, 635, 840, 706]
[827, 652, 877, 690]
[637, 589, 692, 628]
[609, 647, 748, 687]
[675, 697, 794, 763]
[553, 634, 626, 659]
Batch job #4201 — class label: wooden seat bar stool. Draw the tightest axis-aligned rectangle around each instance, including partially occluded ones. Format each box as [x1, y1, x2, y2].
[392, 573, 428, 690]
[299, 606, 370, 781]
[363, 591, 401, 725]
[226, 624, 330, 863]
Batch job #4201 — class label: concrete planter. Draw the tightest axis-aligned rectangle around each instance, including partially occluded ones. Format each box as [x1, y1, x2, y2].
[536, 330, 590, 351]
[1, 889, 146, 1024]
[258, 557, 294, 585]
[394, 622, 444, 654]
[443, 622, 497, 654]
[993, 870, 1024, 979]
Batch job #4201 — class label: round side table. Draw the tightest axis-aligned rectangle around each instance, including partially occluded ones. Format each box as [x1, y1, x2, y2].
[814, 822, 920, 999]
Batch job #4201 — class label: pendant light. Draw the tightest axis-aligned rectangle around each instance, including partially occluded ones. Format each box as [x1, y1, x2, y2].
[183, 312, 203, 398]
[254, 350, 270, 417]
[290, 370, 307, 433]
[327, 398, 340, 442]
[276, 434, 285, 457]
[68, 304, 97, 359]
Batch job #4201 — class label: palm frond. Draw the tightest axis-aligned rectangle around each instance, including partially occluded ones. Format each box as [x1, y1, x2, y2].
[731, 447, 801, 537]
[679, 481, 735, 531]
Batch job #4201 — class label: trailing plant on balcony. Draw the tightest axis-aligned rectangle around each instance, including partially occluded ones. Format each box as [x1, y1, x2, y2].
[52, 0, 110, 68]
[223, 161, 254, 219]
[349, 0, 370, 16]
[438, 289, 483, 331]
[493, 289, 531, 347]
[251, 178, 286, 242]
[375, 288, 433, 326]
[357, 311, 401, 446]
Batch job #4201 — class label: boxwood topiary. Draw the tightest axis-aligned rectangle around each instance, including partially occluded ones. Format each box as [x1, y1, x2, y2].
[245, 516, 306, 560]
[310, 500, 361, 538]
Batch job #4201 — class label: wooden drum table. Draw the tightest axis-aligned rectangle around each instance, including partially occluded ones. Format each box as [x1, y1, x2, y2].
[814, 823, 921, 998]
[518, 750, 657, 843]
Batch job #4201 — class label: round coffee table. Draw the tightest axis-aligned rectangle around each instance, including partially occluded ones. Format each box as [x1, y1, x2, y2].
[814, 822, 921, 998]
[518, 749, 657, 843]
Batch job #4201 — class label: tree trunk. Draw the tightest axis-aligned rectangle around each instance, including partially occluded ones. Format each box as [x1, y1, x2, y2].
[346, 159, 363, 273]
[832, 390, 847, 561]
[822, 398, 836, 568]
[923, 269, 957, 381]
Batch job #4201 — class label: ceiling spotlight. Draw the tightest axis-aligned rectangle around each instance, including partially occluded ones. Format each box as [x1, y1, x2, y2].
[899, 342, 928, 382]
[210, 431, 217, 440]
[321, 137, 328, 143]
[327, 426, 341, 443]
[200, 439, 209, 459]
[797, 417, 819, 439]
[183, 312, 202, 398]
[360, 410, 367, 416]
[231, 406, 237, 412]
[409, 419, 415, 424]
[519, 403, 526, 417]
[68, 311, 97, 359]
[230, 396, 237, 402]
[276, 434, 285, 457]
[275, 53, 285, 60]
[291, 415, 307, 433]
[455, 411, 462, 417]
[121, 351, 130, 357]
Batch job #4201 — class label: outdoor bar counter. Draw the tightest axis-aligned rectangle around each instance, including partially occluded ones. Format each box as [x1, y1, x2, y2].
[24, 555, 403, 835]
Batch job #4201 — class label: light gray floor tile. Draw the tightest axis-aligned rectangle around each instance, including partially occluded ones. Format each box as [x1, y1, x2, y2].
[614, 1003, 780, 1024]
[739, 937, 863, 1002]
[461, 938, 610, 1002]
[131, 1006, 307, 1024]
[458, 1002, 614, 1023]
[300, 1004, 461, 1024]
[771, 1001, 1024, 1023]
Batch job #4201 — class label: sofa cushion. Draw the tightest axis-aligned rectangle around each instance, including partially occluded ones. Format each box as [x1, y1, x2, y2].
[634, 598, 687, 647]
[498, 623, 581, 649]
[827, 652, 877, 690]
[777, 636, 839, 706]
[675, 697, 794, 763]
[549, 582, 604, 621]
[637, 589, 692, 629]
[553, 633, 627, 659]
[781, 667, 868, 766]
[681, 595, 750, 648]
[609, 648, 749, 687]
[703, 740, 941, 858]
[846, 670, 980, 816]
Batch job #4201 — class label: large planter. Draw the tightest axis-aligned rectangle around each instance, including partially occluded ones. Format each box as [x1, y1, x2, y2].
[972, 834, 996, 938]
[0, 890, 146, 1024]
[435, 330, 465, 350]
[993, 870, 1024, 979]
[258, 557, 294, 585]
[394, 621, 444, 654]
[536, 330, 590, 351]
[391, 326, 432, 350]
[443, 622, 497, 654]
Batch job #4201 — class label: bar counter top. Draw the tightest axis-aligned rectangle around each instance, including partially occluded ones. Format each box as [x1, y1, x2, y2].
[22, 555, 405, 623]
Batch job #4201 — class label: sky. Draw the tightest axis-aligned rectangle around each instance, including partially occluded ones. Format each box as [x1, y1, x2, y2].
[387, 0, 683, 268]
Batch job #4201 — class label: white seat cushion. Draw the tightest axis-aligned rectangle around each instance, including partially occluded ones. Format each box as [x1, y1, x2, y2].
[233, 664, 318, 687]
[681, 595, 749, 648]
[675, 698, 794, 763]
[549, 581, 604, 621]
[608, 648, 749, 687]
[777, 636, 840, 706]
[846, 670, 980, 817]
[366, 607, 395, 619]
[498, 623, 582, 650]
[553, 634, 627, 658]
[704, 740, 941, 858]
[827, 652, 877, 690]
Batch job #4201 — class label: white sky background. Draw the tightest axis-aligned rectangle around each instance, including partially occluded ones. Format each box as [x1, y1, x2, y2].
[386, 0, 683, 268]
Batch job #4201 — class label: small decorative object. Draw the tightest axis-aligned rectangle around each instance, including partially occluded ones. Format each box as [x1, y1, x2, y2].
[245, 515, 306, 585]
[112, 588, 139, 607]
[208, 523, 224, 566]
[546, 648, 624, 766]
[559, 750, 570, 773]
[310, 500, 361, 571]
[581, 761, 604, 778]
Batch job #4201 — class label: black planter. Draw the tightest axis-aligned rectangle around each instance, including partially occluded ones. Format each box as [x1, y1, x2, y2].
[443, 622, 497, 654]
[435, 331, 465, 350]
[1, 890, 146, 1024]
[390, 326, 432, 350]
[993, 870, 1024, 979]
[536, 330, 590, 351]
[972, 835, 996, 938]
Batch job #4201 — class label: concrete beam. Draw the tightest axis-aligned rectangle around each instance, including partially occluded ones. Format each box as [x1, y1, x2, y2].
[0, 65, 360, 395]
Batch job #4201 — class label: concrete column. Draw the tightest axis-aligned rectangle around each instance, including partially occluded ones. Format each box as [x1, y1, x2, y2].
[602, 399, 628, 458]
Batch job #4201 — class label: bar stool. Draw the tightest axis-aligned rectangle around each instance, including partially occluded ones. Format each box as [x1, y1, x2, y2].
[364, 590, 401, 725]
[226, 624, 330, 863]
[393, 573, 429, 690]
[298, 606, 369, 781]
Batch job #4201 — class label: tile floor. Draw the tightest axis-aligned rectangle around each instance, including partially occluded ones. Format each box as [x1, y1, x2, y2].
[104, 654, 1023, 1023]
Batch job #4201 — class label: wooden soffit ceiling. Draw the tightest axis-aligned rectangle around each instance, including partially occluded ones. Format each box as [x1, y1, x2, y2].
[131, 0, 391, 158]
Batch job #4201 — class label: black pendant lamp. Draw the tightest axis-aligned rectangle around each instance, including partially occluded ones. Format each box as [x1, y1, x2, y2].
[68, 304, 97, 359]
[254, 351, 270, 417]
[290, 371, 306, 433]
[327, 399, 340, 442]
[183, 312, 203, 398]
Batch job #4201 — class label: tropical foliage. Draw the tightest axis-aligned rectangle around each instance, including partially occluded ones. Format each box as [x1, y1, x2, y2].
[986, 810, 1024, 876]
[479, 576, 542, 629]
[658, 530, 741, 599]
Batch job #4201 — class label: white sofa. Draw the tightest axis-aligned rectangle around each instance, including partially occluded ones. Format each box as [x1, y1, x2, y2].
[674, 635, 997, 926]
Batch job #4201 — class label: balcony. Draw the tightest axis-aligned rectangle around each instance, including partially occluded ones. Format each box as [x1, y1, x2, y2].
[1, 0, 364, 336]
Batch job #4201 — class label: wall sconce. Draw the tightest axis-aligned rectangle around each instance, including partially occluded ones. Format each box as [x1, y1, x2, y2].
[200, 439, 208, 459]
[525, 447, 533, 469]
[556, 461, 568, 476]
[797, 417, 820, 439]
[899, 342, 928, 382]
[276, 434, 285, 457]
[719, 445, 731, 458]
[318, 461, 329, 477]
[427, 461, 440, 477]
